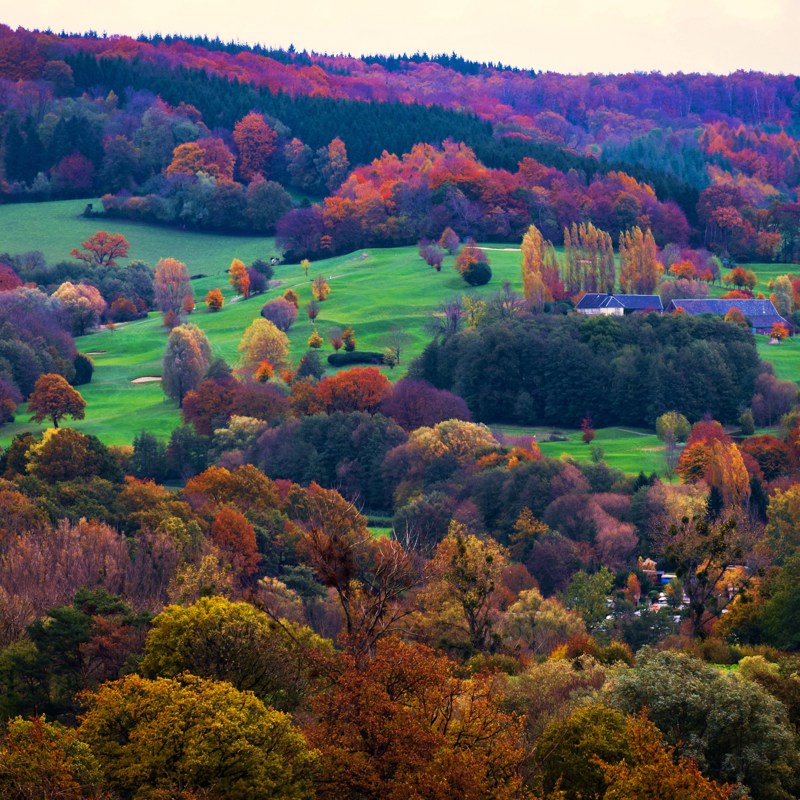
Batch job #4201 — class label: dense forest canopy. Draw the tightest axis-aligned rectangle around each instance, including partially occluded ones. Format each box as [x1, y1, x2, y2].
[1, 25, 799, 259]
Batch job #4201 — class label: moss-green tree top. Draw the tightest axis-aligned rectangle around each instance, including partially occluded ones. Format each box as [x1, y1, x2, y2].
[140, 596, 332, 712]
[78, 673, 316, 800]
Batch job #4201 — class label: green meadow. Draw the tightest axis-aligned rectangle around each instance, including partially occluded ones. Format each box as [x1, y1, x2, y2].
[0, 200, 797, 469]
[0, 198, 281, 280]
[0, 201, 524, 446]
[493, 424, 668, 477]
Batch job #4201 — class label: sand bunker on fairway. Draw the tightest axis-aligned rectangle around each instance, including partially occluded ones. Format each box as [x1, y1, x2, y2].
[131, 376, 161, 384]
[85, 351, 106, 355]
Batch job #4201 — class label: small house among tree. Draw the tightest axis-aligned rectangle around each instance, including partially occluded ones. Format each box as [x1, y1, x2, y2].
[576, 293, 663, 316]
[665, 298, 789, 335]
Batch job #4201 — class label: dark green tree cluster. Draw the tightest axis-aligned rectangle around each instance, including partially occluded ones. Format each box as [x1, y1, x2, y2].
[413, 313, 760, 427]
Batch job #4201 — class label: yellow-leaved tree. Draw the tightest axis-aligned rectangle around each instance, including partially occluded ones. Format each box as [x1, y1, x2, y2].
[238, 318, 290, 376]
[78, 673, 315, 799]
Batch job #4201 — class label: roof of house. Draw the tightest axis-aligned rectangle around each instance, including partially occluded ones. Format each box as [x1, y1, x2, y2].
[665, 298, 787, 328]
[576, 293, 663, 311]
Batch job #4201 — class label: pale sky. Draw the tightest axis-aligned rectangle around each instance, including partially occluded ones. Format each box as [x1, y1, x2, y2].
[3, 0, 799, 74]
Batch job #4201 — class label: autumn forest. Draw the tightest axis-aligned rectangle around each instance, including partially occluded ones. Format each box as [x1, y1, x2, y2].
[0, 21, 799, 800]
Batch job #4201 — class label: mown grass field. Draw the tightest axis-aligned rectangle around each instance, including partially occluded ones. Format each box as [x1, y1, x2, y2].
[493, 424, 668, 477]
[0, 201, 524, 446]
[0, 200, 797, 470]
[0, 198, 281, 281]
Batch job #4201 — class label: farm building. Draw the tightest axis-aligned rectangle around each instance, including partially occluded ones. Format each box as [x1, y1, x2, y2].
[664, 298, 788, 334]
[576, 293, 663, 315]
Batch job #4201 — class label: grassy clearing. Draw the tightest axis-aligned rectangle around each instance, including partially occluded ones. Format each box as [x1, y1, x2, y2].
[493, 424, 668, 476]
[0, 199, 280, 281]
[0, 200, 524, 446]
[756, 335, 800, 384]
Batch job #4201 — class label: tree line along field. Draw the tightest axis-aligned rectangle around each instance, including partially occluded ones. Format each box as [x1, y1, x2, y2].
[1, 200, 798, 472]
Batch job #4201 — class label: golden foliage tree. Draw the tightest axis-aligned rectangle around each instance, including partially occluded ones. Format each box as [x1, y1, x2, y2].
[705, 439, 751, 508]
[141, 596, 331, 711]
[562, 222, 615, 294]
[311, 276, 331, 301]
[229, 257, 250, 298]
[426, 522, 509, 652]
[618, 227, 663, 294]
[78, 673, 315, 800]
[238, 318, 290, 375]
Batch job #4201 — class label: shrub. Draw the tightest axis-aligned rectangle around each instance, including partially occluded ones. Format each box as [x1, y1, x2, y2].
[250, 259, 274, 281]
[205, 288, 224, 311]
[72, 354, 94, 386]
[247, 268, 267, 295]
[261, 298, 298, 332]
[462, 261, 492, 286]
[456, 240, 492, 286]
[297, 350, 325, 381]
[327, 351, 385, 366]
[108, 296, 139, 322]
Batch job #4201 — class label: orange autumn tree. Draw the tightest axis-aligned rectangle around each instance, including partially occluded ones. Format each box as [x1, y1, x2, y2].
[0, 716, 105, 799]
[600, 713, 733, 800]
[676, 420, 732, 484]
[299, 483, 416, 652]
[254, 361, 274, 383]
[314, 367, 391, 413]
[229, 258, 250, 298]
[211, 505, 260, 577]
[166, 137, 235, 181]
[182, 465, 279, 517]
[669, 260, 698, 280]
[70, 230, 129, 267]
[770, 323, 790, 341]
[307, 636, 524, 800]
[232, 112, 278, 182]
[28, 374, 86, 428]
[205, 288, 224, 311]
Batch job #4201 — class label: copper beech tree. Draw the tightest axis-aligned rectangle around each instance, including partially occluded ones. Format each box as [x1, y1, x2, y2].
[28, 373, 86, 428]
